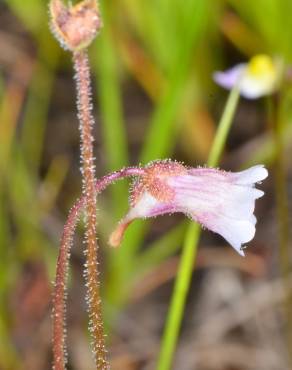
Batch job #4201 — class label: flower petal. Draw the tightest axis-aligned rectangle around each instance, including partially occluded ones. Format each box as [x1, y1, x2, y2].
[168, 167, 267, 255]
[213, 64, 246, 89]
[170, 175, 260, 220]
[193, 213, 256, 256]
[230, 165, 268, 185]
[239, 75, 275, 99]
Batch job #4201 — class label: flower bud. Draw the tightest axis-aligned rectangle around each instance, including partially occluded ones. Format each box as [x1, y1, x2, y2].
[50, 0, 102, 51]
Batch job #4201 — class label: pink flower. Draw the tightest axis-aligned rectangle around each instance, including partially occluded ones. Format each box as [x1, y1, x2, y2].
[109, 160, 268, 256]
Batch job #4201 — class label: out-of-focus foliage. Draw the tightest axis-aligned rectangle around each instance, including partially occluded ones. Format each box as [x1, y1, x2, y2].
[1, 0, 292, 369]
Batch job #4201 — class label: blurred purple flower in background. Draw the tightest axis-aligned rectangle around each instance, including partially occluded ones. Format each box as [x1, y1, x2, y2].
[214, 54, 281, 99]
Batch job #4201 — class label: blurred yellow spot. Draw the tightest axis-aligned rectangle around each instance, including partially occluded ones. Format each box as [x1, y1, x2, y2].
[247, 54, 276, 78]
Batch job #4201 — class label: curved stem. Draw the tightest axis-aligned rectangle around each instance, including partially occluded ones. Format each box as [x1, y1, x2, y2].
[52, 167, 143, 370]
[157, 86, 240, 370]
[52, 198, 83, 370]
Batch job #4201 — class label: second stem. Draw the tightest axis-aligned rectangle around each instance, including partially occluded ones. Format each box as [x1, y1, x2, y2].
[157, 86, 240, 370]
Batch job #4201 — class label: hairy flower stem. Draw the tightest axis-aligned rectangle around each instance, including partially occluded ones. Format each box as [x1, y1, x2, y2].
[52, 167, 143, 370]
[73, 49, 107, 369]
[53, 198, 83, 370]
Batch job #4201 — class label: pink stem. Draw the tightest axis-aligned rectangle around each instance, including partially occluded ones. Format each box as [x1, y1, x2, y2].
[52, 167, 143, 370]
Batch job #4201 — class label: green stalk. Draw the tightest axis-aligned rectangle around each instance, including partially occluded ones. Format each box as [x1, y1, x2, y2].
[156, 86, 240, 370]
[207, 87, 241, 167]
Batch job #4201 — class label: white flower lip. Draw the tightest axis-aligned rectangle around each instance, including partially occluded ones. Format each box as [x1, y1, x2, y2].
[168, 165, 268, 256]
[109, 163, 268, 256]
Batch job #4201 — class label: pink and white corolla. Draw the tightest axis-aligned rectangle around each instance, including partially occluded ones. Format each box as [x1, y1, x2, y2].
[213, 54, 281, 99]
[109, 160, 268, 256]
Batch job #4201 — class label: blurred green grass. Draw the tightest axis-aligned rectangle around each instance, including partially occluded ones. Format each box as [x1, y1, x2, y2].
[1, 0, 292, 369]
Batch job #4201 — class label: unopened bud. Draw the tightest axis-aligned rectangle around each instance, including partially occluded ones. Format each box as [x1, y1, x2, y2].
[50, 0, 102, 51]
